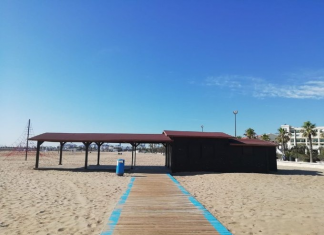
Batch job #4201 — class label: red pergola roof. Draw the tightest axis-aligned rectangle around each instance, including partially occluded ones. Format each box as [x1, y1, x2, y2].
[29, 133, 173, 143]
[163, 130, 233, 138]
[29, 131, 276, 147]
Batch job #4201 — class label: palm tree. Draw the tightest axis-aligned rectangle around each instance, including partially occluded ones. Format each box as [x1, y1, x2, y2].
[244, 128, 256, 139]
[276, 127, 290, 155]
[260, 133, 270, 141]
[301, 121, 317, 163]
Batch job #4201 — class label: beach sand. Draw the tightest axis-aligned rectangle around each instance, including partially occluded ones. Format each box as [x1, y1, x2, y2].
[174, 164, 324, 235]
[1, 151, 324, 235]
[0, 151, 133, 235]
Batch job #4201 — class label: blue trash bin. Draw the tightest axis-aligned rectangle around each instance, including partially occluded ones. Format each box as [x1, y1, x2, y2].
[116, 159, 125, 176]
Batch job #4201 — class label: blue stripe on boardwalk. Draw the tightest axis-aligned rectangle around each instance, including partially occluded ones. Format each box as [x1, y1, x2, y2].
[167, 174, 233, 235]
[100, 177, 135, 235]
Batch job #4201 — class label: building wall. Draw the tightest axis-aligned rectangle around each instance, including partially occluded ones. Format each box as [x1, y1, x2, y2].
[281, 124, 324, 150]
[169, 137, 277, 173]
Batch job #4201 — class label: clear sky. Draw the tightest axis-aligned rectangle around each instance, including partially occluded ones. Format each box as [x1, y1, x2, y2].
[1, 1, 324, 146]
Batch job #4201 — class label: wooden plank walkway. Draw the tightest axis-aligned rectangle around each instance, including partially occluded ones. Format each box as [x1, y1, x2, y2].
[101, 174, 232, 235]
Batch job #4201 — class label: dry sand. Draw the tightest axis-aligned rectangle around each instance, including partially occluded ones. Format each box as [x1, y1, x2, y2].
[174, 164, 324, 235]
[1, 151, 324, 235]
[0, 151, 134, 235]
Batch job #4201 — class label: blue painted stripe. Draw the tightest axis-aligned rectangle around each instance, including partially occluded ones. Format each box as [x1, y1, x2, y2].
[167, 174, 233, 235]
[100, 177, 135, 235]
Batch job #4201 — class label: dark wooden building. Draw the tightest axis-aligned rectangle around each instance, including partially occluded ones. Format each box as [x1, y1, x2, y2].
[163, 131, 277, 173]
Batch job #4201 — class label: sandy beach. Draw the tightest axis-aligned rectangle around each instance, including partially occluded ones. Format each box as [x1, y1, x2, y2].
[0, 151, 132, 235]
[1, 151, 324, 235]
[174, 162, 324, 235]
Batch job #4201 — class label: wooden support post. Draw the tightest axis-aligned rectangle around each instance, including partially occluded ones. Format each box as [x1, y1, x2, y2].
[83, 142, 91, 169]
[35, 141, 44, 169]
[134, 143, 139, 167]
[134, 144, 137, 167]
[163, 143, 167, 167]
[59, 142, 66, 165]
[96, 142, 104, 166]
[131, 143, 134, 169]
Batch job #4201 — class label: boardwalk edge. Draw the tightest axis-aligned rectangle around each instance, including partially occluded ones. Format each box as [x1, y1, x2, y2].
[167, 174, 233, 235]
[100, 177, 135, 235]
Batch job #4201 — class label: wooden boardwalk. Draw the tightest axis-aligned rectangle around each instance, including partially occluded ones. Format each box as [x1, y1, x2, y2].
[101, 174, 231, 235]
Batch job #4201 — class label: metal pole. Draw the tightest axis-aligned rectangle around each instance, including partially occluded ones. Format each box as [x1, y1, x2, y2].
[233, 111, 238, 137]
[201, 125, 204, 132]
[25, 119, 30, 161]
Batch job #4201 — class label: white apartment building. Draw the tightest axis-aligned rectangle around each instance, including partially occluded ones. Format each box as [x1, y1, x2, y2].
[281, 124, 324, 150]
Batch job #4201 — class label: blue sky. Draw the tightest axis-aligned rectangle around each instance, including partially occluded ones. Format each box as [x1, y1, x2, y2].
[1, 1, 324, 145]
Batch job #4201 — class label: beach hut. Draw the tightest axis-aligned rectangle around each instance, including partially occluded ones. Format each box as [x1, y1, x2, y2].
[163, 130, 277, 173]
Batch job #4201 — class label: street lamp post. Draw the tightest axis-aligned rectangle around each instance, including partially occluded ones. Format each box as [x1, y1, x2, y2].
[201, 125, 204, 132]
[233, 110, 238, 137]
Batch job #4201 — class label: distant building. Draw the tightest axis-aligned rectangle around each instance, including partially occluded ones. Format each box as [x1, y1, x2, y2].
[281, 124, 324, 150]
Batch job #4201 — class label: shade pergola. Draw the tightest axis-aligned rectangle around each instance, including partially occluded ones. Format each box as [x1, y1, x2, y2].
[29, 133, 173, 169]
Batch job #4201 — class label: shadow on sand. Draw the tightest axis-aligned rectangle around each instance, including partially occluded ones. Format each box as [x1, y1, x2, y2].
[172, 169, 324, 177]
[131, 166, 172, 174]
[274, 168, 324, 176]
[36, 165, 129, 172]
[35, 165, 171, 174]
[35, 165, 323, 176]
